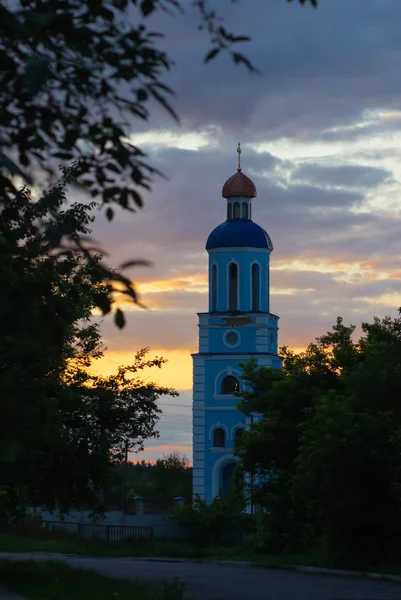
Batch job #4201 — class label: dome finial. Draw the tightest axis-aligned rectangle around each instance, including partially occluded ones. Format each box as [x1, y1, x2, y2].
[237, 142, 242, 172]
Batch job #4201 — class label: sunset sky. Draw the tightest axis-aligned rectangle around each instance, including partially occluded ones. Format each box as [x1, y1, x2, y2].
[87, 0, 401, 463]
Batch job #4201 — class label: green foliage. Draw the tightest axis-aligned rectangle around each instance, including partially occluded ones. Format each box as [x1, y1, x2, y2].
[0, 169, 177, 517]
[149, 452, 192, 511]
[105, 451, 192, 511]
[173, 492, 251, 546]
[237, 315, 401, 566]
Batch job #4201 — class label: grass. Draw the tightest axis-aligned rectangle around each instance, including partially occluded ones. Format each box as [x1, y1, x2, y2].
[0, 533, 210, 559]
[1, 533, 401, 577]
[0, 559, 190, 600]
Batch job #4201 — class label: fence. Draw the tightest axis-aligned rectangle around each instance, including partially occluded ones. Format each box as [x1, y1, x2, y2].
[0, 518, 154, 548]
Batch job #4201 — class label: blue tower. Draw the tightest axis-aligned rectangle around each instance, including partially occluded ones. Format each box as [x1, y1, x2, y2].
[192, 145, 282, 504]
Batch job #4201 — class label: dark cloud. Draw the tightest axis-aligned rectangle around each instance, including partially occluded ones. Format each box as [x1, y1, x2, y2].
[135, 0, 401, 142]
[85, 140, 400, 287]
[85, 0, 401, 462]
[291, 163, 393, 188]
[274, 287, 400, 351]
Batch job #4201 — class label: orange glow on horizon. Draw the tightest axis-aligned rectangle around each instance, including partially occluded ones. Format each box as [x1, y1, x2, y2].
[90, 348, 194, 390]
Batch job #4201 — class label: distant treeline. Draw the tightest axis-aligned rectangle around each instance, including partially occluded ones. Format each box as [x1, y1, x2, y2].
[103, 452, 192, 513]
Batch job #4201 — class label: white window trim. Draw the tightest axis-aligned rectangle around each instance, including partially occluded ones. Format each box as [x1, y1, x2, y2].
[231, 422, 246, 440]
[250, 259, 261, 312]
[212, 455, 239, 498]
[223, 329, 241, 349]
[208, 422, 229, 443]
[233, 200, 241, 219]
[214, 368, 242, 397]
[210, 262, 218, 312]
[226, 259, 240, 312]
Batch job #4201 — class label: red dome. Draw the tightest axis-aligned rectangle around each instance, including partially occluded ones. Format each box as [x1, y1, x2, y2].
[222, 171, 257, 198]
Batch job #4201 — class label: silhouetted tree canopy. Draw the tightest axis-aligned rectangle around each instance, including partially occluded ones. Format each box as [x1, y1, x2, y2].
[236, 314, 401, 566]
[0, 166, 177, 517]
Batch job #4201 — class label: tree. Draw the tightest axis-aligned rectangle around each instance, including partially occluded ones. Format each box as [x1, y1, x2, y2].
[150, 452, 192, 510]
[236, 315, 401, 565]
[173, 492, 251, 546]
[103, 452, 192, 512]
[0, 167, 177, 517]
[0, 0, 317, 322]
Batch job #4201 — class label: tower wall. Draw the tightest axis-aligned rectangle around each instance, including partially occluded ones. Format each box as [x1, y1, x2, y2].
[192, 166, 282, 508]
[208, 248, 270, 313]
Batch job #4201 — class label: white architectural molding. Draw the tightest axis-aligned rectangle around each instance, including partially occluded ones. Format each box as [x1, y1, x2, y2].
[226, 258, 240, 311]
[193, 415, 205, 423]
[231, 422, 246, 440]
[192, 355, 205, 366]
[205, 406, 239, 412]
[250, 259, 262, 311]
[208, 248, 270, 255]
[213, 368, 242, 396]
[212, 454, 239, 497]
[223, 329, 241, 349]
[210, 261, 218, 312]
[204, 354, 272, 361]
[193, 467, 205, 477]
[208, 422, 229, 441]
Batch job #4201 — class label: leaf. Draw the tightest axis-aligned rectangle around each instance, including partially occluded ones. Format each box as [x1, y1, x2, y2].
[119, 189, 128, 208]
[137, 89, 148, 102]
[130, 189, 143, 207]
[119, 259, 152, 270]
[103, 187, 120, 200]
[96, 294, 112, 315]
[106, 163, 121, 174]
[232, 52, 258, 73]
[147, 85, 179, 122]
[204, 47, 221, 63]
[0, 152, 33, 184]
[106, 208, 114, 221]
[115, 308, 126, 329]
[53, 151, 74, 159]
[141, 0, 155, 17]
[23, 56, 50, 98]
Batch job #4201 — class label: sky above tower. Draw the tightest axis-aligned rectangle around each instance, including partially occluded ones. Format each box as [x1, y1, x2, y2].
[86, 0, 401, 463]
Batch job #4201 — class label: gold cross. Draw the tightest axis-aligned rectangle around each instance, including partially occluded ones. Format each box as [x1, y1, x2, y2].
[237, 142, 242, 172]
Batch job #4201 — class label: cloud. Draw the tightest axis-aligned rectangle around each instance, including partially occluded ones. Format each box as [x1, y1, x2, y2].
[291, 163, 393, 188]
[73, 0, 401, 462]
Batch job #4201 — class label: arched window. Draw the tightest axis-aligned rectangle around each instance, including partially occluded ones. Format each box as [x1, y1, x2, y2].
[227, 203, 232, 220]
[234, 427, 245, 440]
[211, 264, 217, 312]
[252, 263, 260, 311]
[213, 427, 225, 447]
[229, 263, 238, 311]
[242, 203, 248, 219]
[233, 202, 240, 218]
[221, 375, 239, 395]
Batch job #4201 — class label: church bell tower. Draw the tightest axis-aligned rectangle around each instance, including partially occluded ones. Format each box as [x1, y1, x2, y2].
[192, 145, 282, 503]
